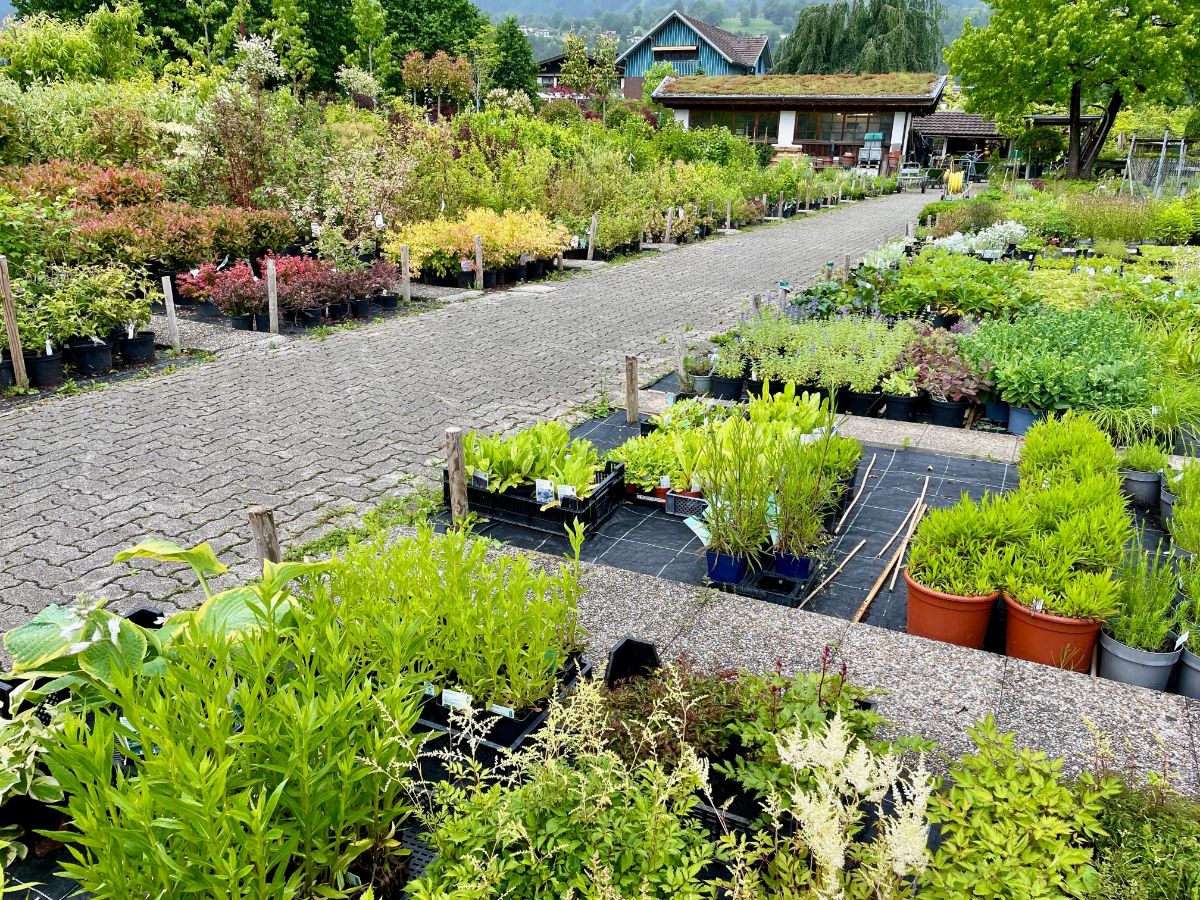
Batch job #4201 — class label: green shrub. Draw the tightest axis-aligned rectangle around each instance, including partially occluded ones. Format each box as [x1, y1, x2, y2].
[923, 715, 1121, 900]
[1092, 778, 1200, 899]
[1120, 439, 1169, 473]
[1107, 531, 1179, 652]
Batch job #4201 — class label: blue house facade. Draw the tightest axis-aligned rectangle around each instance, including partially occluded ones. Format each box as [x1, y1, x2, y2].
[617, 12, 770, 98]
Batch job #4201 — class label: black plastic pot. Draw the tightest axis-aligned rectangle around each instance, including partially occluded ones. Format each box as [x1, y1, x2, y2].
[118, 332, 156, 365]
[28, 352, 64, 388]
[840, 389, 881, 417]
[0, 359, 11, 390]
[197, 300, 220, 318]
[483, 270, 498, 289]
[930, 311, 960, 330]
[711, 375, 743, 401]
[374, 293, 399, 310]
[253, 313, 271, 332]
[230, 313, 253, 331]
[351, 298, 372, 318]
[506, 263, 527, 283]
[69, 340, 112, 376]
[930, 398, 970, 428]
[882, 393, 917, 422]
[605, 637, 662, 688]
[527, 259, 545, 280]
[298, 307, 324, 326]
[456, 270, 474, 289]
[745, 377, 764, 398]
[326, 301, 347, 319]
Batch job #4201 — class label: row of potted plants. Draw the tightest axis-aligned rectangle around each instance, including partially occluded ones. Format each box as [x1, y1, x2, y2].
[176, 257, 403, 328]
[904, 413, 1200, 692]
[2, 263, 155, 389]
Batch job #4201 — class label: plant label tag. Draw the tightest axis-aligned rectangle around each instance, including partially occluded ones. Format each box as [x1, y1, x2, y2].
[1177, 631, 1190, 651]
[691, 478, 701, 492]
[310, 221, 322, 237]
[659, 476, 671, 489]
[423, 682, 438, 697]
[460, 258, 473, 272]
[471, 470, 489, 489]
[441, 689, 472, 710]
[684, 516, 711, 545]
[556, 484, 576, 501]
[488, 703, 516, 719]
[374, 212, 386, 230]
[1032, 598, 1045, 613]
[535, 479, 554, 503]
[519, 253, 530, 264]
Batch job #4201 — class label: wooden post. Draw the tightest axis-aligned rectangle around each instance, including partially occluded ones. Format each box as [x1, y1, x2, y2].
[400, 244, 412, 303]
[934, 213, 941, 231]
[248, 506, 282, 564]
[473, 235, 484, 291]
[752, 293, 762, 312]
[161, 275, 181, 354]
[805, 182, 812, 208]
[625, 354, 639, 424]
[0, 256, 27, 389]
[906, 222, 914, 239]
[725, 198, 732, 229]
[555, 252, 563, 272]
[586, 212, 599, 261]
[265, 258, 279, 335]
[776, 194, 783, 217]
[843, 254, 851, 279]
[707, 199, 714, 226]
[664, 207, 675, 243]
[445, 427, 469, 526]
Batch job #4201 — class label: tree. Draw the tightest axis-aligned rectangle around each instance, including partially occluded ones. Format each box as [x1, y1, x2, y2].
[346, 0, 392, 82]
[560, 31, 618, 121]
[266, 0, 317, 86]
[946, 0, 1199, 179]
[465, 25, 499, 111]
[642, 59, 675, 102]
[401, 49, 427, 106]
[491, 16, 537, 100]
[773, 0, 943, 75]
[384, 0, 485, 58]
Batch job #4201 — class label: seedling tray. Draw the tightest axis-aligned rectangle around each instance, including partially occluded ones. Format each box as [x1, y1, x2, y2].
[443, 462, 624, 535]
[713, 566, 817, 608]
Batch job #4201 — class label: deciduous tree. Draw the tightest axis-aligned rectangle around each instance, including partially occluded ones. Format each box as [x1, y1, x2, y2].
[774, 0, 943, 75]
[491, 16, 537, 100]
[946, 0, 1199, 179]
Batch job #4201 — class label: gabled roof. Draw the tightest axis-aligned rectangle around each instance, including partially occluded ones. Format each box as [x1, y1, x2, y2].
[913, 110, 1002, 139]
[616, 10, 769, 70]
[654, 73, 947, 108]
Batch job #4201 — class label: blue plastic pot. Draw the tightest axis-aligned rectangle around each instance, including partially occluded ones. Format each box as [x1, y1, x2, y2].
[773, 552, 812, 579]
[1007, 406, 1046, 436]
[984, 399, 1009, 425]
[706, 550, 749, 585]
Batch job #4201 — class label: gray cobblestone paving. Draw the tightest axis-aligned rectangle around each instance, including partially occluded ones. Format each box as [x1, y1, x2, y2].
[0, 193, 926, 619]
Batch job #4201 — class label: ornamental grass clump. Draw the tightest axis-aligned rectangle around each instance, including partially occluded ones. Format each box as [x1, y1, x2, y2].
[1119, 438, 1168, 473]
[1106, 531, 1179, 653]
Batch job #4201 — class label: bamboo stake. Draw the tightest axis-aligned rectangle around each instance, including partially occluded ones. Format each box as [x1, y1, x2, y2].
[873, 475, 929, 559]
[798, 539, 866, 610]
[853, 503, 925, 622]
[888, 502, 925, 592]
[833, 452, 876, 534]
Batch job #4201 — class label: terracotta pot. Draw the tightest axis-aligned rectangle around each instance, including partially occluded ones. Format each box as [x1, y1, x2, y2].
[1003, 594, 1101, 672]
[904, 571, 998, 649]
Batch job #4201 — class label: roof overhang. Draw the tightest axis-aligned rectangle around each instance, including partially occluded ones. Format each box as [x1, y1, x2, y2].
[654, 74, 945, 113]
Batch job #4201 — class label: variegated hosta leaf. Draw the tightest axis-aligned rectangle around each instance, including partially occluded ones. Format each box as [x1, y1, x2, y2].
[113, 539, 228, 577]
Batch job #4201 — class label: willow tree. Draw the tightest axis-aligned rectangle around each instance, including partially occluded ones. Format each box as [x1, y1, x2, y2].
[946, 0, 1198, 179]
[774, 0, 944, 75]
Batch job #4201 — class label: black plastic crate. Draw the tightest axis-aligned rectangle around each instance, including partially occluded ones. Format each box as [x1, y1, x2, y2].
[713, 565, 816, 609]
[443, 462, 625, 535]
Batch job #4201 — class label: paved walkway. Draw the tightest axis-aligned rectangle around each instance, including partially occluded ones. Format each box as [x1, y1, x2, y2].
[0, 194, 926, 625]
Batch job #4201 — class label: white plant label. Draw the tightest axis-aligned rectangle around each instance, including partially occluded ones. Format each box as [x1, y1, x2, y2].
[374, 212, 386, 230]
[535, 479, 554, 504]
[556, 484, 576, 501]
[1032, 598, 1045, 613]
[423, 682, 437, 697]
[470, 470, 489, 490]
[460, 258, 473, 272]
[659, 475, 671, 490]
[441, 689, 472, 710]
[1177, 631, 1190, 651]
[310, 221, 322, 237]
[45, 339, 53, 357]
[488, 703, 516, 719]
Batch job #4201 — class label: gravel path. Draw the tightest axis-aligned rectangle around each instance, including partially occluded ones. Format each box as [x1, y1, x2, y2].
[0, 193, 927, 623]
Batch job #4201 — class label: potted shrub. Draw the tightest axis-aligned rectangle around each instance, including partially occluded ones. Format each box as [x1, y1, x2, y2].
[684, 355, 712, 396]
[711, 343, 745, 401]
[905, 328, 987, 429]
[177, 264, 222, 317]
[209, 261, 263, 330]
[880, 366, 919, 422]
[15, 284, 76, 388]
[1097, 537, 1182, 690]
[698, 418, 771, 583]
[365, 260, 400, 309]
[1176, 563, 1200, 698]
[1170, 499, 1200, 565]
[905, 494, 1024, 649]
[1118, 440, 1168, 509]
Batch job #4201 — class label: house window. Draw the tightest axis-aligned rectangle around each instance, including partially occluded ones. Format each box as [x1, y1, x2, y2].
[794, 111, 895, 145]
[653, 46, 700, 63]
[689, 109, 779, 143]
